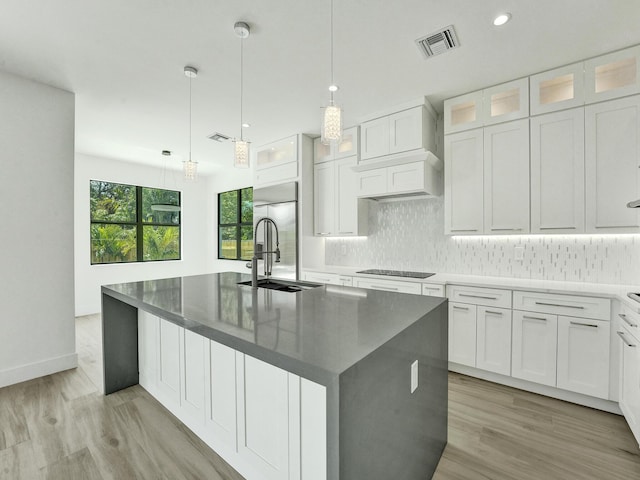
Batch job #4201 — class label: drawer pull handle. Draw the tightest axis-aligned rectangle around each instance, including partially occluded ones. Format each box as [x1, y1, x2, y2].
[485, 310, 503, 315]
[459, 293, 499, 300]
[570, 321, 598, 328]
[316, 232, 331, 236]
[453, 305, 469, 311]
[450, 229, 479, 232]
[523, 315, 547, 321]
[371, 285, 399, 291]
[617, 331, 636, 347]
[619, 313, 638, 328]
[424, 287, 441, 291]
[491, 228, 523, 231]
[338, 231, 354, 234]
[534, 301, 584, 309]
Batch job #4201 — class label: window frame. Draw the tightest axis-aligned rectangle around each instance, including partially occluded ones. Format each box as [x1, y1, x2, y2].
[89, 180, 182, 265]
[218, 187, 253, 261]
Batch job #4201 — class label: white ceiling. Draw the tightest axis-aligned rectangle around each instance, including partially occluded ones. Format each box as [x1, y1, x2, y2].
[2, 0, 640, 175]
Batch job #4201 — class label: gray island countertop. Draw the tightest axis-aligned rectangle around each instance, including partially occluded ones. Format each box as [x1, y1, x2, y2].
[102, 271, 446, 385]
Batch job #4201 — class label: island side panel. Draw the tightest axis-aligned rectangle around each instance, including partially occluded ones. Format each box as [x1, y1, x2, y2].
[339, 301, 448, 480]
[102, 292, 139, 394]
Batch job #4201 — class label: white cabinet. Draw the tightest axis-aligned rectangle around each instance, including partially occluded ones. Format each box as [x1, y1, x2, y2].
[314, 156, 368, 236]
[357, 158, 442, 199]
[302, 271, 353, 286]
[530, 62, 585, 116]
[237, 354, 291, 480]
[361, 106, 433, 161]
[354, 277, 422, 295]
[254, 135, 298, 186]
[585, 45, 640, 104]
[530, 108, 585, 233]
[157, 317, 182, 407]
[618, 310, 640, 445]
[448, 303, 477, 367]
[585, 95, 640, 233]
[422, 284, 445, 297]
[476, 307, 512, 376]
[557, 317, 610, 398]
[314, 126, 359, 163]
[205, 340, 237, 449]
[138, 310, 159, 393]
[444, 91, 484, 133]
[444, 128, 484, 234]
[483, 119, 530, 234]
[512, 310, 558, 386]
[181, 329, 206, 423]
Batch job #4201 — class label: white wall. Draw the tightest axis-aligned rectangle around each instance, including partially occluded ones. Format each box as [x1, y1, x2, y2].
[74, 154, 215, 315]
[0, 71, 76, 387]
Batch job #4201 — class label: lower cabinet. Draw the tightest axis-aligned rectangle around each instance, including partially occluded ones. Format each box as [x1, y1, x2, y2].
[618, 306, 640, 445]
[512, 310, 558, 386]
[353, 277, 422, 294]
[448, 303, 477, 367]
[138, 312, 327, 480]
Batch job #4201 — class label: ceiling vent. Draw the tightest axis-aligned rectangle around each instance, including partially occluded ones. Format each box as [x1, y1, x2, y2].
[415, 25, 460, 59]
[208, 132, 230, 142]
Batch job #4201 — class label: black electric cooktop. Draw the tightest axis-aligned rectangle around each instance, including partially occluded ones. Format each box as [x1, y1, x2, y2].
[356, 269, 436, 279]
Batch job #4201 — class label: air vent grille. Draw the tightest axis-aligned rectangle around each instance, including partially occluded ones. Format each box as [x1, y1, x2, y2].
[208, 132, 230, 142]
[415, 25, 459, 59]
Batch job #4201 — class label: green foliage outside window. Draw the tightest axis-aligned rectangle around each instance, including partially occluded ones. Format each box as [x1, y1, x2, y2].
[90, 180, 181, 264]
[218, 187, 253, 260]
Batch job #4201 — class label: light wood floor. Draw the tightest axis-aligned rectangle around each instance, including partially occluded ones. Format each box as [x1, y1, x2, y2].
[0, 314, 639, 479]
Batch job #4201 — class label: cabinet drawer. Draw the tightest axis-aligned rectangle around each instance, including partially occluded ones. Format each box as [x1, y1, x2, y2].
[357, 168, 387, 196]
[387, 161, 424, 193]
[513, 291, 610, 320]
[354, 277, 422, 295]
[447, 285, 511, 308]
[254, 161, 297, 186]
[338, 276, 353, 287]
[619, 302, 640, 334]
[422, 283, 445, 297]
[302, 271, 339, 285]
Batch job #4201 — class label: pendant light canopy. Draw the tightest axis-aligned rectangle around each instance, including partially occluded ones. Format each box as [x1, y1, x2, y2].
[183, 66, 198, 181]
[321, 0, 343, 146]
[234, 21, 251, 169]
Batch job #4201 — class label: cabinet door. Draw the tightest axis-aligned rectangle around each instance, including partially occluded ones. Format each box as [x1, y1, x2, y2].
[512, 311, 557, 387]
[237, 354, 290, 480]
[313, 136, 332, 164]
[530, 108, 585, 233]
[387, 161, 424, 194]
[448, 303, 477, 367]
[530, 62, 585, 116]
[357, 168, 387, 197]
[444, 90, 484, 133]
[476, 307, 512, 376]
[585, 45, 640, 104]
[585, 96, 640, 233]
[422, 284, 445, 297]
[557, 317, 610, 399]
[180, 329, 206, 423]
[138, 310, 159, 393]
[335, 156, 361, 235]
[338, 276, 353, 286]
[255, 135, 298, 170]
[205, 340, 238, 449]
[389, 106, 423, 154]
[361, 117, 389, 160]
[301, 271, 339, 285]
[354, 277, 422, 295]
[334, 126, 359, 160]
[483, 78, 529, 126]
[483, 119, 530, 234]
[157, 318, 182, 406]
[444, 129, 484, 234]
[314, 162, 335, 236]
[619, 329, 640, 443]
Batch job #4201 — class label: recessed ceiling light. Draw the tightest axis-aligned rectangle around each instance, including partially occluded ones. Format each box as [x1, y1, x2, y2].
[242, 123, 250, 128]
[493, 13, 511, 26]
[328, 84, 339, 92]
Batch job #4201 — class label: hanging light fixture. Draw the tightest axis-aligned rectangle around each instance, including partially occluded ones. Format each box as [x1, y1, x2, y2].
[151, 150, 181, 212]
[183, 65, 198, 181]
[233, 21, 251, 168]
[321, 0, 343, 146]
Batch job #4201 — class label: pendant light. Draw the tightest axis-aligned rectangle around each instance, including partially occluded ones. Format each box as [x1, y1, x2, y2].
[321, 0, 343, 146]
[183, 65, 198, 181]
[233, 22, 251, 168]
[151, 150, 181, 212]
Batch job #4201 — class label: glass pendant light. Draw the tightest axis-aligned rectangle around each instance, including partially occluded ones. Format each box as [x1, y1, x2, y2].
[234, 22, 251, 168]
[183, 65, 198, 181]
[321, 0, 343, 146]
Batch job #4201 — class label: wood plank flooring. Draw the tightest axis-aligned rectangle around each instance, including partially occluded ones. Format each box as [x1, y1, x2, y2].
[0, 314, 639, 479]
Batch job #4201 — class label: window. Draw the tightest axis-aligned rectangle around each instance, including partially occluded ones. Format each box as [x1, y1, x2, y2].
[90, 180, 181, 264]
[218, 187, 253, 260]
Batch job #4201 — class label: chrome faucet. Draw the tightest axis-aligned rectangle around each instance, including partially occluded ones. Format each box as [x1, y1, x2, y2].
[251, 217, 281, 288]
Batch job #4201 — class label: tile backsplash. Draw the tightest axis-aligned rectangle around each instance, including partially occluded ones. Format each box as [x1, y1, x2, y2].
[325, 197, 640, 285]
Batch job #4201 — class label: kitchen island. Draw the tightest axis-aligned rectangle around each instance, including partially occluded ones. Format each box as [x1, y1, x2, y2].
[101, 272, 448, 480]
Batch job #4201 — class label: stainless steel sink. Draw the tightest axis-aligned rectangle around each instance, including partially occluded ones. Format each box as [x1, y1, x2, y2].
[237, 278, 322, 293]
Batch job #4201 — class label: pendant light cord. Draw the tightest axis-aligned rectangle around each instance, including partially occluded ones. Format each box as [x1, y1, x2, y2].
[240, 36, 244, 141]
[330, 0, 334, 104]
[188, 74, 192, 162]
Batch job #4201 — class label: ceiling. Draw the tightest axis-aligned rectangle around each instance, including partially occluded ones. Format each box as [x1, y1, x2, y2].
[2, 0, 640, 175]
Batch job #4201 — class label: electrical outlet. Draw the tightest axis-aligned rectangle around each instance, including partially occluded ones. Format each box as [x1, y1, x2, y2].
[411, 360, 418, 393]
[514, 246, 524, 261]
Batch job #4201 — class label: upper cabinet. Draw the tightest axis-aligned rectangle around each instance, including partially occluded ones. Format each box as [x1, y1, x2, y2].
[585, 45, 640, 104]
[254, 135, 298, 187]
[530, 62, 585, 115]
[313, 126, 359, 164]
[444, 79, 528, 133]
[360, 105, 435, 162]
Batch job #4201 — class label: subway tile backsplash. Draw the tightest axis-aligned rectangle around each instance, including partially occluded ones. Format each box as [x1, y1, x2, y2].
[325, 197, 640, 285]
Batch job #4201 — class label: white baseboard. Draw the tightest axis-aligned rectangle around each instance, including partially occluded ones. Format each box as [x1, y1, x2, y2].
[0, 353, 78, 389]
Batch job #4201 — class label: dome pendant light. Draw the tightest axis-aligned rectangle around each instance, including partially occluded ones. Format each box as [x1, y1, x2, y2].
[183, 65, 198, 181]
[321, 0, 342, 146]
[234, 21, 251, 169]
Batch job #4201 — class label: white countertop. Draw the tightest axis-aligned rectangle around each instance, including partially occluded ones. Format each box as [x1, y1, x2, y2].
[303, 265, 640, 314]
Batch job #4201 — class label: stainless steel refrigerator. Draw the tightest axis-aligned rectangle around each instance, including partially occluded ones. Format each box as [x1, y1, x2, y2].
[252, 181, 298, 281]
